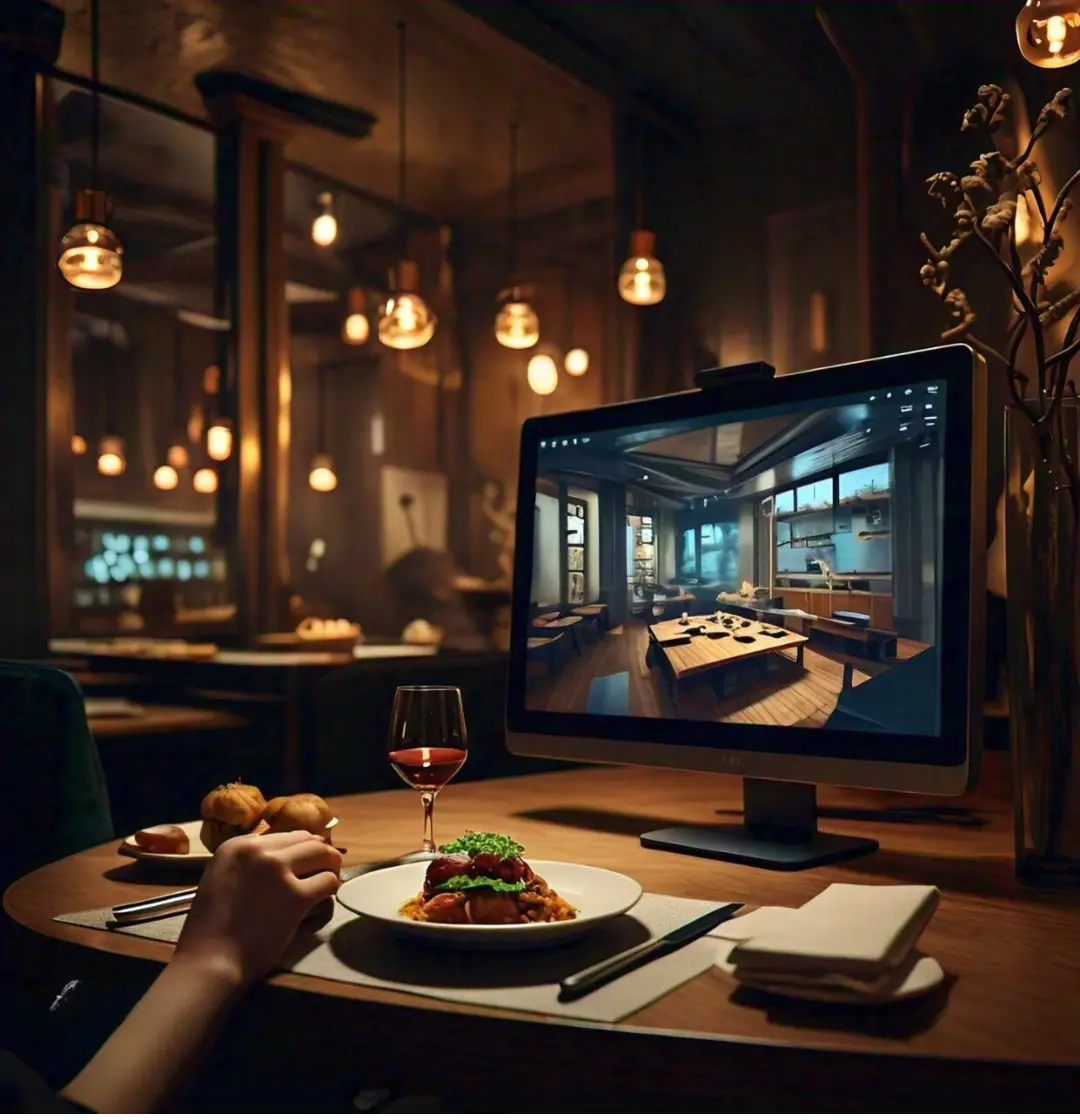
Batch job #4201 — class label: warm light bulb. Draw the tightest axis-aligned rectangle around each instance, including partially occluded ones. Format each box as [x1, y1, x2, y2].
[193, 467, 218, 494]
[565, 347, 590, 376]
[494, 295, 540, 349]
[308, 453, 338, 493]
[1016, 194, 1032, 244]
[1017, 2, 1080, 67]
[96, 436, 126, 477]
[166, 443, 189, 469]
[206, 420, 233, 462]
[343, 312, 370, 344]
[527, 353, 559, 396]
[59, 222, 123, 290]
[618, 230, 666, 306]
[311, 192, 337, 246]
[71, 434, 87, 455]
[378, 261, 436, 350]
[153, 463, 179, 491]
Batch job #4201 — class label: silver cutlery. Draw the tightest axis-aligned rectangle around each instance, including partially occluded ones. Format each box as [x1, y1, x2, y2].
[557, 902, 744, 1001]
[110, 850, 433, 925]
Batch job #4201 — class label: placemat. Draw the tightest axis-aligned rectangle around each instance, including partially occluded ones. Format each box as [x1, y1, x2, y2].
[56, 893, 733, 1023]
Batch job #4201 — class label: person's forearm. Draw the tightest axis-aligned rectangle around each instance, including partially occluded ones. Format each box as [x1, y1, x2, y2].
[61, 956, 243, 1113]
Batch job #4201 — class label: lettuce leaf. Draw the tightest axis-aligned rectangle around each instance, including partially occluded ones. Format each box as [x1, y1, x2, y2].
[434, 874, 526, 893]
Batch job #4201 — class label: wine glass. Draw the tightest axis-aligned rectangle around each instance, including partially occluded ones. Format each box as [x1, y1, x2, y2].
[388, 686, 468, 853]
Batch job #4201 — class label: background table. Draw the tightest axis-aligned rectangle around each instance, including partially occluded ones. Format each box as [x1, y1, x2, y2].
[5, 754, 1078, 1110]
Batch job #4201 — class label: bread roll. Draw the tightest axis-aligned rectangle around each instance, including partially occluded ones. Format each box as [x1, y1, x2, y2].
[261, 793, 334, 837]
[199, 782, 266, 852]
[133, 824, 190, 855]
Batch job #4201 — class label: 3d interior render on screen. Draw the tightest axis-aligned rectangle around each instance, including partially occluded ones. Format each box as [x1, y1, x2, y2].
[524, 380, 943, 738]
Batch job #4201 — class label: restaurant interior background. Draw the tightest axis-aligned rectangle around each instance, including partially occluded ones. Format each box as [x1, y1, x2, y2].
[0, 0, 1062, 817]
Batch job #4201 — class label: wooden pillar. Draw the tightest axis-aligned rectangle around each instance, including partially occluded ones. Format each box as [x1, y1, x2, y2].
[199, 87, 294, 643]
[0, 2, 65, 657]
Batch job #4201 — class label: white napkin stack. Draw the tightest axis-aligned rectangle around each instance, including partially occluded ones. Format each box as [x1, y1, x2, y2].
[715, 883, 944, 1004]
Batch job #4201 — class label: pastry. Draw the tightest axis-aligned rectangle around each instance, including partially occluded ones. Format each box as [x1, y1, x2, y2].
[133, 824, 190, 855]
[260, 793, 335, 838]
[199, 782, 266, 853]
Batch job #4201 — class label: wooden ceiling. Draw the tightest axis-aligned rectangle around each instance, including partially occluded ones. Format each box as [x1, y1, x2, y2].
[52, 0, 613, 221]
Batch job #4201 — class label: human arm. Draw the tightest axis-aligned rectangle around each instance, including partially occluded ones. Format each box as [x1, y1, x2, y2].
[61, 830, 341, 1113]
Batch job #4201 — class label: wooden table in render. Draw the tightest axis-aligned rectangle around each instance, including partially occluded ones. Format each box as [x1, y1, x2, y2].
[4, 755, 1078, 1111]
[649, 614, 808, 705]
[86, 703, 247, 740]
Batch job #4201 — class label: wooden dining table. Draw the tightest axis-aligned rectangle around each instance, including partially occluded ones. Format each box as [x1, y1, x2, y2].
[4, 754, 1078, 1111]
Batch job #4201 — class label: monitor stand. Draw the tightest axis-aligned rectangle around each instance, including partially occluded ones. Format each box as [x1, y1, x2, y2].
[640, 777, 879, 871]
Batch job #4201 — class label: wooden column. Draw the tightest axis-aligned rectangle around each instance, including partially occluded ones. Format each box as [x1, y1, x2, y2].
[0, 2, 65, 657]
[200, 90, 294, 643]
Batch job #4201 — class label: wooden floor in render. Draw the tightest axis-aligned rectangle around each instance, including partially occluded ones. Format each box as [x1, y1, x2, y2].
[525, 618, 927, 728]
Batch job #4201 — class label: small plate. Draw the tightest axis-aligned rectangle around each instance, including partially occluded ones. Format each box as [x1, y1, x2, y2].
[118, 817, 339, 864]
[337, 860, 643, 950]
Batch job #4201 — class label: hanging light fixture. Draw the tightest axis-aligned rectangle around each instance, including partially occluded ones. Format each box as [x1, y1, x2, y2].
[527, 352, 559, 396]
[379, 21, 436, 351]
[562, 269, 588, 376]
[308, 365, 338, 492]
[71, 434, 88, 455]
[342, 288, 370, 344]
[58, 0, 123, 290]
[155, 321, 188, 486]
[206, 417, 233, 461]
[193, 467, 218, 494]
[494, 120, 540, 349]
[97, 435, 125, 476]
[1017, 2, 1080, 67]
[311, 191, 338, 246]
[618, 128, 666, 306]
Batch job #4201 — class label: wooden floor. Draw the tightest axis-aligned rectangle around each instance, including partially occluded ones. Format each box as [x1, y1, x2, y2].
[526, 618, 927, 728]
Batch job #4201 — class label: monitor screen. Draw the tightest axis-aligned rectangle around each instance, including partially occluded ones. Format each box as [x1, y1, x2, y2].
[508, 348, 980, 773]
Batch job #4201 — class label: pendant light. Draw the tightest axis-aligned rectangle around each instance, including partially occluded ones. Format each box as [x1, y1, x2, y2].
[192, 467, 218, 494]
[204, 362, 233, 461]
[94, 336, 126, 476]
[1017, 2, 1080, 67]
[618, 130, 666, 307]
[72, 434, 88, 455]
[153, 322, 186, 489]
[494, 120, 540, 349]
[379, 21, 436, 351]
[308, 365, 338, 492]
[342, 288, 370, 344]
[58, 0, 123, 290]
[562, 270, 589, 376]
[527, 352, 559, 396]
[311, 191, 338, 246]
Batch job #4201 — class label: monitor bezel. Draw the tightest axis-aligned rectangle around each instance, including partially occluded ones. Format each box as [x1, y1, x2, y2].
[506, 345, 985, 796]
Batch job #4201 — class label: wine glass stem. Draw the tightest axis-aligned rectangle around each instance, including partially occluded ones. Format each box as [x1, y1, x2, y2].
[421, 791, 437, 852]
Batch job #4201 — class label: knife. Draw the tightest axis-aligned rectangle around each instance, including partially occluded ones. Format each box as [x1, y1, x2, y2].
[557, 902, 743, 1002]
[110, 851, 433, 924]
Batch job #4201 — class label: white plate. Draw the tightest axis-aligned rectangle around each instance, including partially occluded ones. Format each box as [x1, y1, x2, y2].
[337, 860, 643, 949]
[118, 817, 339, 864]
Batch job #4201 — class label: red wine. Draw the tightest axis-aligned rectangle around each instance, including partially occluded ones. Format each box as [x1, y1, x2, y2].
[389, 747, 467, 791]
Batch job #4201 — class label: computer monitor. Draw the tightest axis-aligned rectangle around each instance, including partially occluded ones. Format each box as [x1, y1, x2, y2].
[506, 345, 986, 870]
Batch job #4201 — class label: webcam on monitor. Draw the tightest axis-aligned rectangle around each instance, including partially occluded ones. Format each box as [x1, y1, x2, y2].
[506, 345, 986, 870]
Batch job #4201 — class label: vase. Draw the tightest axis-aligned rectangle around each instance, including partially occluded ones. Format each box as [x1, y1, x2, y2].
[1004, 400, 1080, 885]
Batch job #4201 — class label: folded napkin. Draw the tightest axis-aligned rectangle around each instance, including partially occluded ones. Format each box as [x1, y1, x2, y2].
[720, 884, 942, 1003]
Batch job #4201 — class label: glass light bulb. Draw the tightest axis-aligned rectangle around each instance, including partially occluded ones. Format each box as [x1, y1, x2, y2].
[308, 453, 338, 493]
[378, 293, 436, 350]
[312, 212, 338, 246]
[1017, 2, 1080, 67]
[343, 312, 370, 344]
[166, 443, 189, 469]
[96, 436, 126, 477]
[193, 467, 218, 494]
[619, 252, 667, 306]
[494, 299, 540, 349]
[527, 353, 559, 396]
[206, 421, 233, 462]
[564, 347, 590, 376]
[71, 434, 87, 455]
[58, 222, 123, 290]
[153, 463, 179, 491]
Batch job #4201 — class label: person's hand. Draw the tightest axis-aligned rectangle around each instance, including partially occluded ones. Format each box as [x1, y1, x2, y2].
[172, 830, 342, 988]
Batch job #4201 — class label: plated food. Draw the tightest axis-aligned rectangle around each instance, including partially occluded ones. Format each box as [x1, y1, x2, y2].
[400, 831, 577, 925]
[119, 782, 339, 864]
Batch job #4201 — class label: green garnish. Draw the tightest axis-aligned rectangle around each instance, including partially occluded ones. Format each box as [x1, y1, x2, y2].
[441, 831, 524, 860]
[437, 874, 526, 893]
